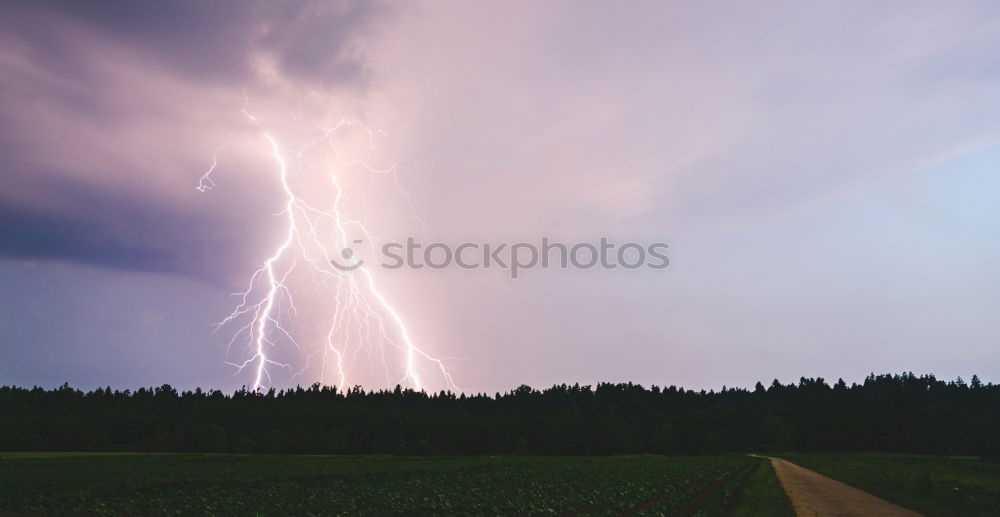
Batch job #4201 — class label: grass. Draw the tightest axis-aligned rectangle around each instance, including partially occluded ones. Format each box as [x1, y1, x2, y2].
[0, 453, 765, 516]
[27, 452, 993, 516]
[783, 453, 1000, 517]
[730, 457, 794, 517]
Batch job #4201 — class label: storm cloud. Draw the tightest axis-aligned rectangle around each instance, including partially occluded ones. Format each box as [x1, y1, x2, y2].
[2, 1, 999, 392]
[0, 0, 384, 278]
[2, 0, 380, 86]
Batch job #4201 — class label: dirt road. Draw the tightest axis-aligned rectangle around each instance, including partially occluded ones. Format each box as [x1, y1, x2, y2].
[770, 458, 922, 517]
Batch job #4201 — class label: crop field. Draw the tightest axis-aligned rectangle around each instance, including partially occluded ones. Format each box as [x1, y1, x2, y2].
[784, 453, 1000, 517]
[0, 453, 762, 516]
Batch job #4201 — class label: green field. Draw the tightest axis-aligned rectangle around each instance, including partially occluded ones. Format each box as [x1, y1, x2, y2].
[0, 453, 772, 516]
[730, 458, 793, 517]
[783, 453, 1000, 517]
[12, 452, 992, 516]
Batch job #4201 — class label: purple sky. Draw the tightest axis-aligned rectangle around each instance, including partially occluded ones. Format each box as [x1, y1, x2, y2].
[2, 1, 999, 393]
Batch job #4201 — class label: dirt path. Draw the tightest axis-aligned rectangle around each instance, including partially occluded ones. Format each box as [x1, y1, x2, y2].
[770, 458, 922, 517]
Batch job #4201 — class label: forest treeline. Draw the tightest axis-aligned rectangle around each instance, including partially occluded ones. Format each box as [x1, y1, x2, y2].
[1, 373, 997, 456]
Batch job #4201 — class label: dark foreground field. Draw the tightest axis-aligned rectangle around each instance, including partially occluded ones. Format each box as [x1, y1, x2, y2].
[0, 453, 785, 516]
[5, 453, 996, 516]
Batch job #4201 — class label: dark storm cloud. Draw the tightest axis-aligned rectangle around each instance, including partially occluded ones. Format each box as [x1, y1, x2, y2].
[0, 202, 175, 273]
[0, 173, 224, 280]
[0, 0, 386, 278]
[3, 0, 380, 86]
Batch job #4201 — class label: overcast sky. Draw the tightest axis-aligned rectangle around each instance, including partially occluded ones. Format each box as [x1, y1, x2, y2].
[2, 1, 998, 393]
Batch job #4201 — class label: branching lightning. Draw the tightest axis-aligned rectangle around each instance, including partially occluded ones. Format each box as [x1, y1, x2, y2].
[198, 100, 457, 393]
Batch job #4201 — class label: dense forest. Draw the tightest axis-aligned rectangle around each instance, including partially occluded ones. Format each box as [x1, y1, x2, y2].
[1, 373, 997, 456]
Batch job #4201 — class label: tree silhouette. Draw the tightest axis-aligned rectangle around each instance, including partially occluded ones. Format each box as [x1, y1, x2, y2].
[0, 373, 996, 456]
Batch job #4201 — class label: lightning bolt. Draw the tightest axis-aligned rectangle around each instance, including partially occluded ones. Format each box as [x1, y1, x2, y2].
[195, 145, 224, 193]
[199, 99, 458, 394]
